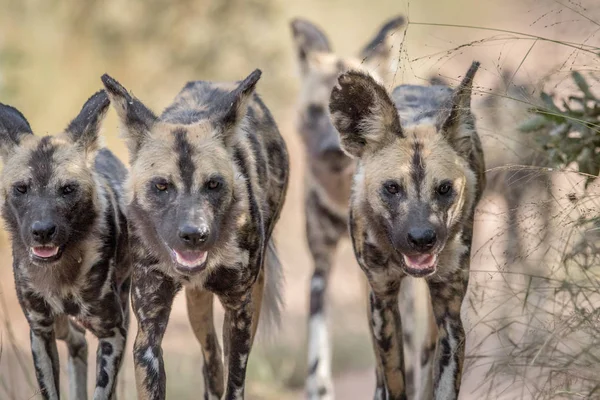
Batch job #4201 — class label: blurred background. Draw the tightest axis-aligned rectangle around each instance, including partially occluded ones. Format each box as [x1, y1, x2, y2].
[0, 0, 599, 398]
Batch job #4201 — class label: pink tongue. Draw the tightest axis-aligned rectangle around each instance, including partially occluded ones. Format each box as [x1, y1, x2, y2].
[32, 246, 58, 258]
[174, 250, 207, 266]
[403, 254, 435, 269]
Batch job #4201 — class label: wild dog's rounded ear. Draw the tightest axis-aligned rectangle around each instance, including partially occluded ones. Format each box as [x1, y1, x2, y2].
[101, 74, 157, 161]
[329, 70, 402, 158]
[290, 18, 332, 75]
[215, 69, 261, 145]
[438, 61, 480, 156]
[359, 16, 405, 85]
[65, 89, 109, 154]
[0, 102, 33, 161]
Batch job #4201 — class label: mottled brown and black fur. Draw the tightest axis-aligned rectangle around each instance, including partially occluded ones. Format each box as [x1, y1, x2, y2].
[329, 62, 485, 399]
[0, 91, 131, 400]
[290, 16, 407, 399]
[101, 69, 288, 400]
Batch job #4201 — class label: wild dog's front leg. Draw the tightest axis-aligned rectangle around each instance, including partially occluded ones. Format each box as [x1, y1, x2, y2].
[87, 292, 129, 400]
[428, 273, 468, 400]
[55, 315, 88, 400]
[369, 298, 388, 400]
[19, 289, 61, 400]
[131, 268, 179, 400]
[416, 299, 437, 400]
[29, 325, 61, 400]
[93, 327, 127, 400]
[362, 280, 387, 400]
[186, 287, 224, 400]
[112, 277, 133, 400]
[368, 288, 406, 400]
[373, 366, 387, 400]
[305, 196, 345, 400]
[119, 276, 132, 338]
[221, 278, 264, 400]
[399, 278, 436, 400]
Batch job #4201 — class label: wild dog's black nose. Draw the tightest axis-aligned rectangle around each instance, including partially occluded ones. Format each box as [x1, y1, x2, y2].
[31, 221, 57, 243]
[178, 224, 209, 246]
[407, 228, 436, 251]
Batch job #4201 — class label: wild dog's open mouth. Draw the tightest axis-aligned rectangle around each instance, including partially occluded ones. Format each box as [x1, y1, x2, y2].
[171, 249, 208, 274]
[31, 246, 61, 261]
[402, 253, 438, 277]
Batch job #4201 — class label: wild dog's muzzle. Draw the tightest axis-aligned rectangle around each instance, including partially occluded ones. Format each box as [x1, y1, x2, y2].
[169, 223, 212, 275]
[394, 223, 444, 278]
[29, 220, 63, 262]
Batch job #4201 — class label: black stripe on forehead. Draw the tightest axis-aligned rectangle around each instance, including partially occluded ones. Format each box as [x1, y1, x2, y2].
[173, 128, 195, 192]
[411, 140, 425, 197]
[28, 136, 56, 186]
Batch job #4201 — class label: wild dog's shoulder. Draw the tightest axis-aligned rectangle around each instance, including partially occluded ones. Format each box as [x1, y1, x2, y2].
[391, 84, 453, 126]
[93, 148, 129, 272]
[94, 148, 127, 194]
[161, 77, 276, 131]
[391, 84, 452, 104]
[245, 93, 276, 130]
[160, 81, 225, 125]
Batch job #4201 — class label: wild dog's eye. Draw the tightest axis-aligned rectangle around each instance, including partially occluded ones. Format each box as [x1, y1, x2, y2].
[13, 183, 28, 195]
[206, 179, 221, 190]
[153, 179, 169, 192]
[383, 181, 401, 195]
[437, 181, 453, 196]
[61, 184, 77, 195]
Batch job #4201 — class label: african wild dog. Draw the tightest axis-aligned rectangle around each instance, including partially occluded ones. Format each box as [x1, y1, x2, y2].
[329, 62, 486, 399]
[0, 91, 131, 400]
[480, 71, 552, 269]
[101, 69, 289, 400]
[289, 16, 412, 399]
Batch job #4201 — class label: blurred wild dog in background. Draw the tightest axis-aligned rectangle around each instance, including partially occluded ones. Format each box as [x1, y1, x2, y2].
[479, 71, 552, 272]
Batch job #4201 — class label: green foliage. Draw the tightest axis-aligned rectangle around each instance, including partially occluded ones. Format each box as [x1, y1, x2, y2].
[519, 71, 600, 187]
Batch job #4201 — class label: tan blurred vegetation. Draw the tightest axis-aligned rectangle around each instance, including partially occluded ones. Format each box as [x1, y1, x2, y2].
[0, 0, 599, 398]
